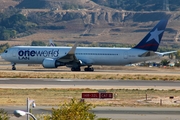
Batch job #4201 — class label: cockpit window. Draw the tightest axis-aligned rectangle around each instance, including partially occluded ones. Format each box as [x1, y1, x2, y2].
[4, 50, 8, 53]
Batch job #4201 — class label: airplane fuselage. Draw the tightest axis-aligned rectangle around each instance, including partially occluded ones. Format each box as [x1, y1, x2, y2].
[2, 46, 159, 66]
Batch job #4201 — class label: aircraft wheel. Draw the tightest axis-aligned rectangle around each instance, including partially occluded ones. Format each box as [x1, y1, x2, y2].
[71, 67, 75, 71]
[76, 67, 81, 71]
[71, 67, 81, 71]
[90, 67, 94, 71]
[84, 68, 88, 71]
[11, 63, 16, 70]
[84, 67, 94, 72]
[12, 66, 16, 70]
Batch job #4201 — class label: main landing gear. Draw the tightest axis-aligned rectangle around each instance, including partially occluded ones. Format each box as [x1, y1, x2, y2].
[71, 67, 81, 71]
[71, 66, 94, 72]
[12, 63, 16, 70]
[84, 66, 94, 72]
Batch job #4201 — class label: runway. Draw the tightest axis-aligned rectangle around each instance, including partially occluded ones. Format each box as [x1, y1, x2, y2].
[1, 74, 180, 120]
[1, 78, 180, 90]
[1, 69, 180, 119]
[3, 106, 180, 120]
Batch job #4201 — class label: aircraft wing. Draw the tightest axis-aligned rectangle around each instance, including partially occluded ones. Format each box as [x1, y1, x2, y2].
[57, 42, 79, 63]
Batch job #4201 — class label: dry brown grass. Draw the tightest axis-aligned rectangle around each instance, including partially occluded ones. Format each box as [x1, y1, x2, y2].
[0, 72, 178, 80]
[0, 64, 180, 106]
[0, 28, 153, 46]
[0, 67, 180, 80]
[0, 63, 180, 80]
[0, 88, 180, 107]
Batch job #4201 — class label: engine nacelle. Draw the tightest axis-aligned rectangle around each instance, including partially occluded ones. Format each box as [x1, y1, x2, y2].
[42, 58, 65, 68]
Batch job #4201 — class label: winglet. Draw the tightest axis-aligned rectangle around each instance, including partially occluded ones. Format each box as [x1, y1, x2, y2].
[133, 19, 168, 51]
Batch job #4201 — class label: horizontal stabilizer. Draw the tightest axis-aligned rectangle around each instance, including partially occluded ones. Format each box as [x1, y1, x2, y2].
[156, 51, 177, 56]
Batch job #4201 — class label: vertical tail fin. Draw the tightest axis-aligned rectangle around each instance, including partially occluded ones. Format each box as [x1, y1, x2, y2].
[133, 19, 168, 51]
[49, 39, 55, 47]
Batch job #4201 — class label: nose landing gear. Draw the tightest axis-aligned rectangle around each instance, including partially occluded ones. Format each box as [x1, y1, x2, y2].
[12, 63, 16, 70]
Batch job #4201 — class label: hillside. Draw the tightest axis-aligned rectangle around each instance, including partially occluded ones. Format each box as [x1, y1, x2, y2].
[0, 0, 180, 51]
[0, 0, 19, 10]
[92, 0, 180, 11]
[16, 0, 180, 11]
[16, 0, 93, 9]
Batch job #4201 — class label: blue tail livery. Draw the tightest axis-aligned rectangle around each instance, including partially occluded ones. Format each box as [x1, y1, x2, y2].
[133, 19, 168, 51]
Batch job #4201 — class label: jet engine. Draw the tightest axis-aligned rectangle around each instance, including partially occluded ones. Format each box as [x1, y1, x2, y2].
[169, 53, 174, 59]
[42, 58, 64, 68]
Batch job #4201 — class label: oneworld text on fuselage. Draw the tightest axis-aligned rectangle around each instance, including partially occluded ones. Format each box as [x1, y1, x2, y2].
[18, 49, 59, 60]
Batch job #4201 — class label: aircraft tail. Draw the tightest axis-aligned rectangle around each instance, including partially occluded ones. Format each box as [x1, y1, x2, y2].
[133, 19, 168, 51]
[49, 39, 55, 47]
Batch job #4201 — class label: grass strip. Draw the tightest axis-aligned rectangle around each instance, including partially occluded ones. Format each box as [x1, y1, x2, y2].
[0, 88, 180, 107]
[0, 71, 180, 80]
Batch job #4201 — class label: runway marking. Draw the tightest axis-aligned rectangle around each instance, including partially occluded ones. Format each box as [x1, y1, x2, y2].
[0, 78, 10, 81]
[55, 79, 73, 81]
[43, 79, 73, 81]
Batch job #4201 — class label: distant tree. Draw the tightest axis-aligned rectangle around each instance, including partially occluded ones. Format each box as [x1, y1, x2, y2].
[31, 41, 46, 46]
[0, 29, 17, 40]
[41, 99, 96, 120]
[0, 109, 10, 120]
[0, 43, 10, 53]
[0, 7, 21, 19]
[1, 31, 10, 40]
[175, 61, 180, 67]
[39, 25, 65, 30]
[161, 59, 170, 66]
[0, 12, 37, 40]
[175, 50, 180, 60]
[1, 14, 27, 29]
[27, 12, 42, 24]
[62, 12, 80, 21]
[63, 3, 79, 10]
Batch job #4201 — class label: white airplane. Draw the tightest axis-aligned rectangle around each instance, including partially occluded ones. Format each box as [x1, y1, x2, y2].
[0, 19, 176, 71]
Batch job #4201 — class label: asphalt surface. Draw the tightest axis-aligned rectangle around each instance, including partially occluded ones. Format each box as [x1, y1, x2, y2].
[1, 78, 180, 90]
[1, 69, 180, 120]
[1, 78, 180, 119]
[3, 106, 180, 120]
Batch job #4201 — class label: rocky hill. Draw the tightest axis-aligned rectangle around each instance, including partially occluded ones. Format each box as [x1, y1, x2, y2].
[0, 0, 180, 50]
[0, 0, 19, 10]
[92, 0, 180, 11]
[16, 0, 93, 9]
[15, 0, 180, 11]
